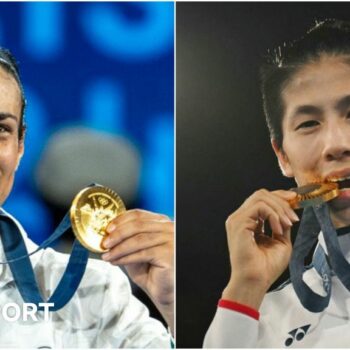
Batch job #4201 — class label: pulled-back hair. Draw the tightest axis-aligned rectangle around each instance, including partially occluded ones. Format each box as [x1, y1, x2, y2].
[0, 48, 26, 140]
[260, 19, 350, 149]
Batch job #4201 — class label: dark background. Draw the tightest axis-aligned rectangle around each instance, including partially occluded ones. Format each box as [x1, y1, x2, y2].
[176, 2, 350, 347]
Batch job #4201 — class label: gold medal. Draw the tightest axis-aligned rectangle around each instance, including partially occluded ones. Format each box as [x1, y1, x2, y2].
[288, 182, 339, 209]
[70, 185, 126, 253]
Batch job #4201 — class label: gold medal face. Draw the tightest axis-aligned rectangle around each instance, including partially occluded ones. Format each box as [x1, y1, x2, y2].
[70, 186, 126, 253]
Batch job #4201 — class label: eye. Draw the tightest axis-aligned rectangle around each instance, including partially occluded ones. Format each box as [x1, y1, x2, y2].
[295, 120, 320, 130]
[0, 124, 12, 134]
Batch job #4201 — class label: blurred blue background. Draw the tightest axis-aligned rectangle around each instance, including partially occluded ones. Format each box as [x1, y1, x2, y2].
[0, 2, 174, 244]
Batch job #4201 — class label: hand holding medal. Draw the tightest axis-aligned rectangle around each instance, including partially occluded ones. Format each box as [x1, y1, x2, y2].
[223, 181, 341, 311]
[100, 208, 174, 332]
[72, 186, 174, 332]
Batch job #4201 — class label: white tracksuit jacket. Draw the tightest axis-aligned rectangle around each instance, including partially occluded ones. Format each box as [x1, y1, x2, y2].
[204, 231, 350, 348]
[0, 210, 171, 348]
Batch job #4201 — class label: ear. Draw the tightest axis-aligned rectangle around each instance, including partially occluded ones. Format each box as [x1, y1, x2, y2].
[271, 139, 294, 178]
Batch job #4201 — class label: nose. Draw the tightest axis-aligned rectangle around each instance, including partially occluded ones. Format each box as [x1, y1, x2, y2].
[323, 121, 350, 162]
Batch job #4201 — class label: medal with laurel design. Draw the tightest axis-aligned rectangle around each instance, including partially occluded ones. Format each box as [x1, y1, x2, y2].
[70, 186, 126, 253]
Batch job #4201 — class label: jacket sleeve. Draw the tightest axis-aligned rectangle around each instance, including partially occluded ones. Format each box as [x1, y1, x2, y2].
[203, 304, 259, 348]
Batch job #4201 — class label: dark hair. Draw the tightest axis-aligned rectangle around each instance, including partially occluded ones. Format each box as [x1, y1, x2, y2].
[0, 48, 26, 140]
[260, 19, 350, 149]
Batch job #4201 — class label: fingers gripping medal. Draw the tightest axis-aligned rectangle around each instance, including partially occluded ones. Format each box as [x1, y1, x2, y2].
[70, 186, 126, 253]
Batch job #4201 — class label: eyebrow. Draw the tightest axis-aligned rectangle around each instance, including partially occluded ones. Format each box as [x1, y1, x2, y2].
[0, 112, 19, 123]
[291, 95, 350, 120]
[334, 95, 350, 112]
[293, 105, 322, 118]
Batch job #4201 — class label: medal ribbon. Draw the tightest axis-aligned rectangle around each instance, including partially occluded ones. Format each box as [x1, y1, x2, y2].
[0, 210, 89, 311]
[289, 203, 350, 312]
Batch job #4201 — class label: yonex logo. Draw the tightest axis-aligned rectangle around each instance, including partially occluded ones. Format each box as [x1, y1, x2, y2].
[284, 324, 311, 347]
